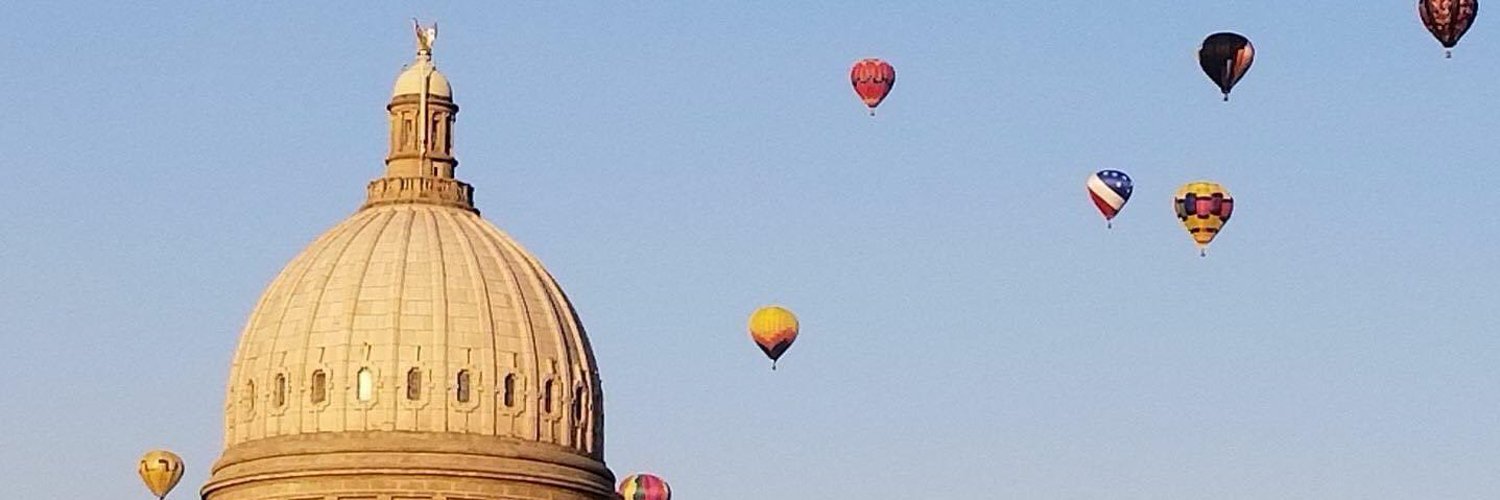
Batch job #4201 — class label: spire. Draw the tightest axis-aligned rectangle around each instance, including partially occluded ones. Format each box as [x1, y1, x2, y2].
[363, 19, 474, 213]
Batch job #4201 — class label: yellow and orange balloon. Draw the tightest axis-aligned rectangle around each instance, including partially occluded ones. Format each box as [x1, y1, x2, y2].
[749, 306, 799, 370]
[137, 449, 184, 499]
[1173, 181, 1234, 256]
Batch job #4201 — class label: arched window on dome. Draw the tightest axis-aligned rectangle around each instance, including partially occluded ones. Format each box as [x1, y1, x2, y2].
[502, 374, 516, 408]
[572, 384, 587, 449]
[243, 380, 256, 413]
[273, 373, 288, 409]
[356, 368, 374, 402]
[571, 385, 584, 423]
[310, 370, 327, 404]
[543, 379, 555, 414]
[456, 370, 472, 403]
[406, 368, 422, 401]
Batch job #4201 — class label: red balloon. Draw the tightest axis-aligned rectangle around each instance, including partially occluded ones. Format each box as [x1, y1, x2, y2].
[850, 58, 895, 115]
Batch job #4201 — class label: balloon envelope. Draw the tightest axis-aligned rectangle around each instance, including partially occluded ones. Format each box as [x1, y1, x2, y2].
[1419, 0, 1479, 56]
[137, 449, 184, 498]
[1174, 181, 1234, 255]
[749, 305, 799, 368]
[1087, 170, 1133, 224]
[1198, 33, 1254, 101]
[619, 473, 672, 500]
[850, 58, 895, 113]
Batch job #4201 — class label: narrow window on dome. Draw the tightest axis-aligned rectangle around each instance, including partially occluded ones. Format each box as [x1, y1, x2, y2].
[502, 374, 516, 408]
[273, 373, 287, 408]
[406, 368, 422, 401]
[456, 370, 472, 403]
[356, 368, 374, 402]
[571, 386, 584, 422]
[310, 370, 327, 404]
[244, 380, 256, 412]
[543, 379, 555, 414]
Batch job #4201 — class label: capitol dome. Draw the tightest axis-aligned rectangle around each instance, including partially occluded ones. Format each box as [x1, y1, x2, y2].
[203, 23, 614, 500]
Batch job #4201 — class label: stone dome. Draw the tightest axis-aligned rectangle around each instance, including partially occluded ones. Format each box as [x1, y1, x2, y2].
[219, 203, 603, 451]
[203, 23, 614, 500]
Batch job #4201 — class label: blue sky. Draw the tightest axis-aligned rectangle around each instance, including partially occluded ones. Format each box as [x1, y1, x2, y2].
[3, 2, 1499, 498]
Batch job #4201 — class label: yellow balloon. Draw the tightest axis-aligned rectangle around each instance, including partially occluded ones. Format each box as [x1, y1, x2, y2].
[137, 449, 184, 499]
[1173, 181, 1234, 256]
[748, 306, 799, 369]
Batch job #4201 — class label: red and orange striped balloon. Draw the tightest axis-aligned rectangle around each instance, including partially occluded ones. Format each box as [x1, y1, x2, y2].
[619, 473, 672, 500]
[850, 58, 896, 115]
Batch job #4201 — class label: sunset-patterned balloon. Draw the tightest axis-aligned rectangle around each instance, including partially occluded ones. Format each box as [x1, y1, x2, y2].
[749, 305, 799, 370]
[619, 473, 672, 500]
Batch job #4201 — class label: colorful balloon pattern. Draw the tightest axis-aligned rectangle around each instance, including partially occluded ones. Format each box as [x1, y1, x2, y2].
[1087, 170, 1133, 227]
[850, 58, 896, 115]
[138, 449, 185, 499]
[619, 473, 672, 500]
[1199, 33, 1255, 101]
[1419, 0, 1479, 57]
[1174, 181, 1234, 256]
[749, 306, 799, 370]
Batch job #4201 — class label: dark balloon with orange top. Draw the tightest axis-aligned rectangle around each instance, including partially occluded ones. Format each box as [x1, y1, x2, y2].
[850, 58, 896, 115]
[1419, 0, 1479, 58]
[1198, 33, 1255, 101]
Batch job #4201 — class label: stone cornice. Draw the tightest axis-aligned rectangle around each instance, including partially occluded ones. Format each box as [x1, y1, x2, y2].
[204, 432, 614, 498]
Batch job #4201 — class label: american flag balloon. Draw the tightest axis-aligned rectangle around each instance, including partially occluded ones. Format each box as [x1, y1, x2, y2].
[1087, 170, 1133, 228]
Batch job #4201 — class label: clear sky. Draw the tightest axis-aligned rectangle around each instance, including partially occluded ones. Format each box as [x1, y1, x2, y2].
[3, 2, 1499, 498]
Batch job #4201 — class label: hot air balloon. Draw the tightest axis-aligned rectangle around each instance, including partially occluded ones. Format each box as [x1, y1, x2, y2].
[1419, 0, 1479, 58]
[619, 473, 672, 500]
[1087, 169, 1134, 228]
[749, 305, 799, 370]
[137, 450, 184, 499]
[1199, 33, 1255, 101]
[850, 58, 895, 115]
[1174, 181, 1234, 256]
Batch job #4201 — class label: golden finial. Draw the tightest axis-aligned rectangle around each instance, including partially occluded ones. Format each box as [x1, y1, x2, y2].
[413, 18, 437, 55]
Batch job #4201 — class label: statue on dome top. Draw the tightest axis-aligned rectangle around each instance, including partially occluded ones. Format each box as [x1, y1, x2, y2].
[413, 18, 437, 54]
